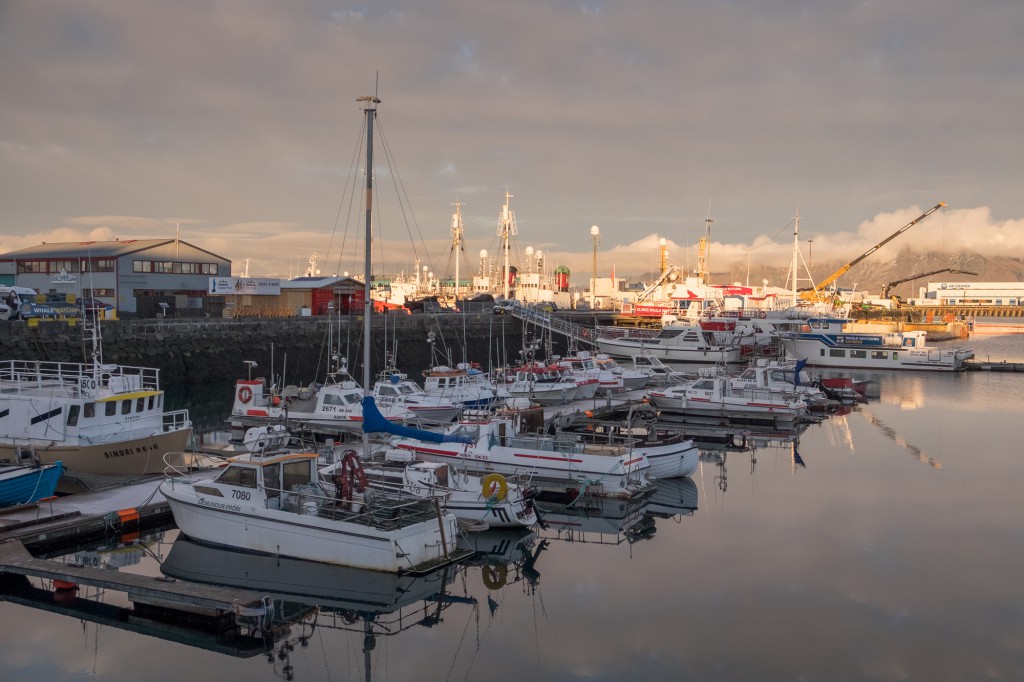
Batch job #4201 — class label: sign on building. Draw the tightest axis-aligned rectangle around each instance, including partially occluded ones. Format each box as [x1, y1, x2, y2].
[208, 277, 281, 295]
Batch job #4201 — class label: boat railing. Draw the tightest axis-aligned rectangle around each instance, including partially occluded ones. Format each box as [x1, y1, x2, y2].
[162, 409, 192, 432]
[270, 483, 445, 530]
[0, 359, 162, 392]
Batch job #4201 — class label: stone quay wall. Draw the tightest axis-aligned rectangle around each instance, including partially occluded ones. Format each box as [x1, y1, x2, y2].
[0, 314, 536, 388]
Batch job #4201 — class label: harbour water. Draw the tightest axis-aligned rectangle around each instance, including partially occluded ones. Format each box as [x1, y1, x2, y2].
[1, 331, 1022, 681]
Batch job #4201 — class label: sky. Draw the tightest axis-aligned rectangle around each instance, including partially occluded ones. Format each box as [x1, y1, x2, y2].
[1, 0, 1023, 284]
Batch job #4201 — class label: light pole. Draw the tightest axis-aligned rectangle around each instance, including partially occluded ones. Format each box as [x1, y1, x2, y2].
[590, 225, 600, 309]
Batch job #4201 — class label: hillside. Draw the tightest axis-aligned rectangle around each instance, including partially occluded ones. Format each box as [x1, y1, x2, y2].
[715, 248, 1023, 299]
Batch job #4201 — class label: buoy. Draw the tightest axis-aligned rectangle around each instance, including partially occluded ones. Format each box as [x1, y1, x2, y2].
[237, 385, 253, 403]
[481, 473, 508, 501]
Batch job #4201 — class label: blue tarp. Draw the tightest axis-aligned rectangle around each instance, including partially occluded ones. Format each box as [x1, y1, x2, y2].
[361, 396, 472, 444]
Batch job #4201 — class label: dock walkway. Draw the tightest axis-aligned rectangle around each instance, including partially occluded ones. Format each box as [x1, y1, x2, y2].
[0, 538, 267, 614]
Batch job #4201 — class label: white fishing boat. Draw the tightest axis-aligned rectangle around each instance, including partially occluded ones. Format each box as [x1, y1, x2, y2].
[729, 358, 833, 409]
[232, 361, 415, 435]
[422, 363, 498, 409]
[628, 352, 693, 386]
[553, 351, 647, 392]
[380, 405, 651, 497]
[323, 449, 538, 530]
[596, 326, 745, 365]
[161, 446, 461, 573]
[556, 405, 700, 479]
[647, 373, 810, 429]
[163, 96, 463, 574]
[373, 370, 459, 424]
[0, 320, 192, 491]
[778, 317, 974, 371]
[497, 363, 595, 405]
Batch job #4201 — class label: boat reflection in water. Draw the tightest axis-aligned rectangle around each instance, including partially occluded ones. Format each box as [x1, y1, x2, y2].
[645, 476, 699, 519]
[459, 528, 547, 593]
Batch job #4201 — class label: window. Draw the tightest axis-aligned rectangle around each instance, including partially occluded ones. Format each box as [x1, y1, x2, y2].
[282, 461, 311, 490]
[105, 401, 117, 417]
[850, 350, 867, 359]
[829, 349, 845, 358]
[66, 405, 80, 427]
[378, 386, 398, 396]
[133, 260, 153, 273]
[148, 396, 155, 410]
[263, 463, 281, 496]
[324, 392, 346, 406]
[216, 466, 257, 487]
[84, 403, 95, 418]
[136, 397, 146, 412]
[121, 399, 132, 415]
[871, 351, 888, 360]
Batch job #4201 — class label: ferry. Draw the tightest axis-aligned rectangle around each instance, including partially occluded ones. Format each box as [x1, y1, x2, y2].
[779, 317, 974, 371]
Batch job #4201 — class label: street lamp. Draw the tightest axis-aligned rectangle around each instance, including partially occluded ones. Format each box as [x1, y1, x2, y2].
[590, 225, 600, 309]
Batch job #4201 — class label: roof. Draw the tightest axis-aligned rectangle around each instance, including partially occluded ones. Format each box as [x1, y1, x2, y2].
[0, 238, 229, 262]
[281, 275, 365, 290]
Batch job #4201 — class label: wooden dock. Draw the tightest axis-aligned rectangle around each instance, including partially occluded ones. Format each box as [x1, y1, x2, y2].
[964, 360, 1024, 372]
[0, 538, 267, 614]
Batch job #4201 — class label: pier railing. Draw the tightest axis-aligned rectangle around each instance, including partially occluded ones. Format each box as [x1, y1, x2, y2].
[505, 305, 598, 346]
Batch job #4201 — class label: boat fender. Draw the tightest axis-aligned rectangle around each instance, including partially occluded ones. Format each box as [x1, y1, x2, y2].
[482, 473, 508, 501]
[482, 564, 508, 590]
[238, 385, 253, 403]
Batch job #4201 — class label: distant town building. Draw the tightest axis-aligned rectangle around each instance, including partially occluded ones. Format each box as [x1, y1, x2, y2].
[0, 238, 231, 317]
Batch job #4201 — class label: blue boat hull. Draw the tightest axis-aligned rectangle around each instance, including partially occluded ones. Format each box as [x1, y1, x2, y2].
[0, 461, 63, 507]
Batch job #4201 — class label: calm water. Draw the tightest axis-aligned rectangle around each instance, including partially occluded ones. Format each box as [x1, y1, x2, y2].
[2, 332, 1022, 681]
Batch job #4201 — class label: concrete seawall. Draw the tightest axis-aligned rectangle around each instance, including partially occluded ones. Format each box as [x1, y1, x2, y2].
[0, 314, 534, 388]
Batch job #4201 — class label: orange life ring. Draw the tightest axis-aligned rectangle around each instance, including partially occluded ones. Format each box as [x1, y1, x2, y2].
[237, 385, 253, 403]
[758, 311, 767, 319]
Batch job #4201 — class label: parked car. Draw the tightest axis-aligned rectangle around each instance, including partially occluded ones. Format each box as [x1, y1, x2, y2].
[493, 299, 521, 315]
[532, 302, 557, 313]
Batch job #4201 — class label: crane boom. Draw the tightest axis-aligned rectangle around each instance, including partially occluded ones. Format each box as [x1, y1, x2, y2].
[803, 201, 947, 301]
[881, 268, 977, 299]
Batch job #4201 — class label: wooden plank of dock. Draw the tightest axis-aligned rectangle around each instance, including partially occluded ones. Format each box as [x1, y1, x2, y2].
[0, 538, 267, 614]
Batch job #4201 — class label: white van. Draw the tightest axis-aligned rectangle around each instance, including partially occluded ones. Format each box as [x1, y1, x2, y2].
[0, 286, 43, 320]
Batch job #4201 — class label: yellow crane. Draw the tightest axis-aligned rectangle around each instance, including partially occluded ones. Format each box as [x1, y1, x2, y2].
[801, 201, 946, 302]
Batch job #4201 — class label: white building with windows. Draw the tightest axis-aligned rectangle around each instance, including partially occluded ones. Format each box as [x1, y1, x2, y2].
[0, 238, 231, 317]
[917, 281, 1024, 306]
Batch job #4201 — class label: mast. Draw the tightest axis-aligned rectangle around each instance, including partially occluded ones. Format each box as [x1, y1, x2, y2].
[358, 94, 380, 457]
[498, 190, 516, 299]
[451, 201, 463, 301]
[791, 208, 800, 305]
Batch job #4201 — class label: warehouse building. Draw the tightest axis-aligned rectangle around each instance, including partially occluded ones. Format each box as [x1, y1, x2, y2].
[0, 238, 231, 317]
[917, 281, 1024, 306]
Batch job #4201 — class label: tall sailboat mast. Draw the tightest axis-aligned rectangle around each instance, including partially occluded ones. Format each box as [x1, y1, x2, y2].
[358, 94, 380, 456]
[498, 190, 516, 299]
[451, 201, 463, 300]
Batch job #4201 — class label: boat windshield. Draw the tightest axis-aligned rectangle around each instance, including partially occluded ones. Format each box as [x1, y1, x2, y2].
[449, 423, 480, 440]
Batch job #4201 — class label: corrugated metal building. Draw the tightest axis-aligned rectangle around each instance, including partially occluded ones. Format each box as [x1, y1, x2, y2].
[0, 238, 231, 317]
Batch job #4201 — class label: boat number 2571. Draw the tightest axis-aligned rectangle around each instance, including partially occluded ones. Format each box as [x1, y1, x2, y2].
[231, 490, 251, 501]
